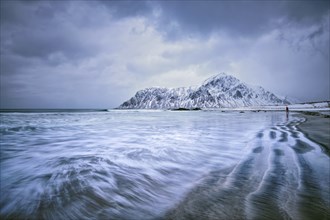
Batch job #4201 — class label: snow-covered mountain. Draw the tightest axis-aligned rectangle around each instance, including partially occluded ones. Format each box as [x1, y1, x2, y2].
[118, 73, 290, 109]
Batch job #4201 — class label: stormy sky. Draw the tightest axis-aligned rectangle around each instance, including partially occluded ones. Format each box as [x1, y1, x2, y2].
[1, 0, 329, 108]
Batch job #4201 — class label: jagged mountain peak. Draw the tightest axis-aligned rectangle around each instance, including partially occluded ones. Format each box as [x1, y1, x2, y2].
[204, 72, 236, 83]
[118, 73, 289, 109]
[203, 73, 240, 89]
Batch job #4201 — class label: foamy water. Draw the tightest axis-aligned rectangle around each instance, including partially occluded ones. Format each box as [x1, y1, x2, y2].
[0, 110, 329, 219]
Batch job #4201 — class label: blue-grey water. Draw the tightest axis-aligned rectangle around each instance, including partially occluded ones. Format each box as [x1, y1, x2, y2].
[0, 110, 329, 219]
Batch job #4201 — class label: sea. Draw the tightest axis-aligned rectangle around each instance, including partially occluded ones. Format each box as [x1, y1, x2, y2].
[0, 109, 329, 219]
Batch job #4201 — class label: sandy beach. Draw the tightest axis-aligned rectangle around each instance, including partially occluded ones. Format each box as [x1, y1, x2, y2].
[1, 110, 329, 220]
[165, 111, 330, 220]
[296, 112, 330, 156]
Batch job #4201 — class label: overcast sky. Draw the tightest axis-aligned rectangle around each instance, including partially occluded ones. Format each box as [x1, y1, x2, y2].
[1, 0, 329, 108]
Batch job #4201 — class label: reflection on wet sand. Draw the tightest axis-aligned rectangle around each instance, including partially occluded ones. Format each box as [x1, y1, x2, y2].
[165, 115, 329, 220]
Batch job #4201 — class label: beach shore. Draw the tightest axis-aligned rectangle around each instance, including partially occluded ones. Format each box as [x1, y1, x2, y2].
[297, 112, 330, 156]
[164, 111, 330, 220]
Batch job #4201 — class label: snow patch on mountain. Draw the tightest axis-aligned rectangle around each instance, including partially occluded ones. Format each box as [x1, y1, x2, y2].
[118, 73, 290, 109]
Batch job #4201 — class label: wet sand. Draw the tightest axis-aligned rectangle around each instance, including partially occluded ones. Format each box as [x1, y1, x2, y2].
[297, 112, 330, 156]
[164, 113, 330, 220]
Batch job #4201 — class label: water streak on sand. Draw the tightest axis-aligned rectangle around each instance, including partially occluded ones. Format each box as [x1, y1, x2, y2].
[166, 117, 330, 220]
[0, 111, 329, 220]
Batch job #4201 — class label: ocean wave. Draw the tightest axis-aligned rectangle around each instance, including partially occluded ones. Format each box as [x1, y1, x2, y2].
[1, 111, 328, 219]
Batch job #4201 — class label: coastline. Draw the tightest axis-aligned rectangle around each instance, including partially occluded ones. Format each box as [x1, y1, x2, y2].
[164, 110, 330, 220]
[296, 112, 330, 156]
[1, 109, 329, 219]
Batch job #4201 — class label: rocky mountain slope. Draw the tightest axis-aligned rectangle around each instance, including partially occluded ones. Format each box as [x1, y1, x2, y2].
[118, 73, 290, 109]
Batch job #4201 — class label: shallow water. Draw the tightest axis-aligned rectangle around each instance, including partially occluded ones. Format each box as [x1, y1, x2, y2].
[0, 110, 329, 219]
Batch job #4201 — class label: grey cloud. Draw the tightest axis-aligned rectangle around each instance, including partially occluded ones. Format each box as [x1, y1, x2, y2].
[0, 1, 34, 25]
[0, 0, 65, 26]
[0, 0, 329, 108]
[284, 1, 329, 24]
[277, 12, 329, 60]
[0, 0, 108, 73]
[308, 26, 324, 40]
[98, 0, 153, 19]
[0, 53, 32, 76]
[2, 1, 328, 41]
[153, 1, 329, 40]
[7, 30, 76, 59]
[153, 1, 283, 39]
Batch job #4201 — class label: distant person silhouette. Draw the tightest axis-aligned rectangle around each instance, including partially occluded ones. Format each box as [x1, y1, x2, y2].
[286, 106, 289, 120]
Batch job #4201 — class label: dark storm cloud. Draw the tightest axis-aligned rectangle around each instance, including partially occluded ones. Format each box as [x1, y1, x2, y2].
[4, 28, 93, 59]
[98, 0, 153, 18]
[154, 1, 283, 39]
[1, 0, 60, 24]
[1, 0, 327, 61]
[154, 0, 329, 40]
[284, 0, 329, 23]
[1, 1, 102, 60]
[0, 0, 329, 108]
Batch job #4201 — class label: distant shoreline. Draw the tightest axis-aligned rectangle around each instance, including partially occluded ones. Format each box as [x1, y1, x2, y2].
[115, 101, 330, 112]
[1, 103, 329, 115]
[0, 109, 109, 113]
